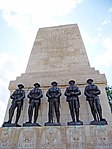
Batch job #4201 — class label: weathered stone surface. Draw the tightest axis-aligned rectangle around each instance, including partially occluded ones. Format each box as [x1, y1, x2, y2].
[0, 125, 112, 149]
[8, 24, 107, 89]
[3, 24, 112, 126]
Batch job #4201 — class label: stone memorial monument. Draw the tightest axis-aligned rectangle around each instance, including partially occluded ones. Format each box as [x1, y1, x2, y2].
[0, 24, 112, 148]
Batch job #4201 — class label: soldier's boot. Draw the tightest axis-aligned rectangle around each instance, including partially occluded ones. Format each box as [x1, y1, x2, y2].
[8, 107, 15, 123]
[56, 112, 60, 123]
[15, 108, 22, 124]
[75, 109, 80, 122]
[71, 111, 75, 122]
[92, 112, 97, 121]
[28, 114, 32, 123]
[15, 113, 20, 124]
[48, 113, 53, 123]
[97, 106, 103, 121]
[28, 106, 33, 123]
[34, 114, 38, 123]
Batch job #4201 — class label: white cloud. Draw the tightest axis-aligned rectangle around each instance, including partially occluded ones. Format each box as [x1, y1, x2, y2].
[102, 7, 112, 25]
[81, 31, 102, 46]
[102, 17, 111, 25]
[0, 52, 28, 125]
[0, 0, 83, 33]
[0, 0, 83, 16]
[0, 99, 6, 126]
[0, 52, 21, 92]
[108, 7, 112, 13]
[94, 37, 112, 67]
[81, 31, 112, 86]
[102, 37, 112, 66]
[0, 52, 23, 79]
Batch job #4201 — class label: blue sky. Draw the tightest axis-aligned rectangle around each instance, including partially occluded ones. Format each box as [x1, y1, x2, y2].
[0, 0, 112, 125]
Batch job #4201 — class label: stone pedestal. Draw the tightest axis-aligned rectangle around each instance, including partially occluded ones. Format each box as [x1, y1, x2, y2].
[1, 125, 112, 149]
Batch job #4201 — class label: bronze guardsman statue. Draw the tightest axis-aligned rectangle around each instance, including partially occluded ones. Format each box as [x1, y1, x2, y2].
[4, 84, 25, 126]
[84, 79, 107, 125]
[27, 83, 43, 124]
[65, 80, 83, 125]
[46, 81, 61, 125]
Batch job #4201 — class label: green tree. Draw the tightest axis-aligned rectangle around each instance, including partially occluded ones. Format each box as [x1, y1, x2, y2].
[105, 86, 112, 113]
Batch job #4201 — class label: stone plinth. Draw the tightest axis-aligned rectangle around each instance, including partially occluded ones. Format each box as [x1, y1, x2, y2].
[3, 24, 112, 126]
[0, 125, 112, 149]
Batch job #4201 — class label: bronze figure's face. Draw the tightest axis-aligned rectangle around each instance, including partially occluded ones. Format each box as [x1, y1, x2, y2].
[18, 84, 24, 89]
[51, 81, 58, 86]
[34, 83, 40, 88]
[69, 80, 75, 85]
[86, 79, 93, 84]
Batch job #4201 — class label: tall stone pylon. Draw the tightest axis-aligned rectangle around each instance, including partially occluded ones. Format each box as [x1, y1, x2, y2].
[4, 24, 111, 125]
